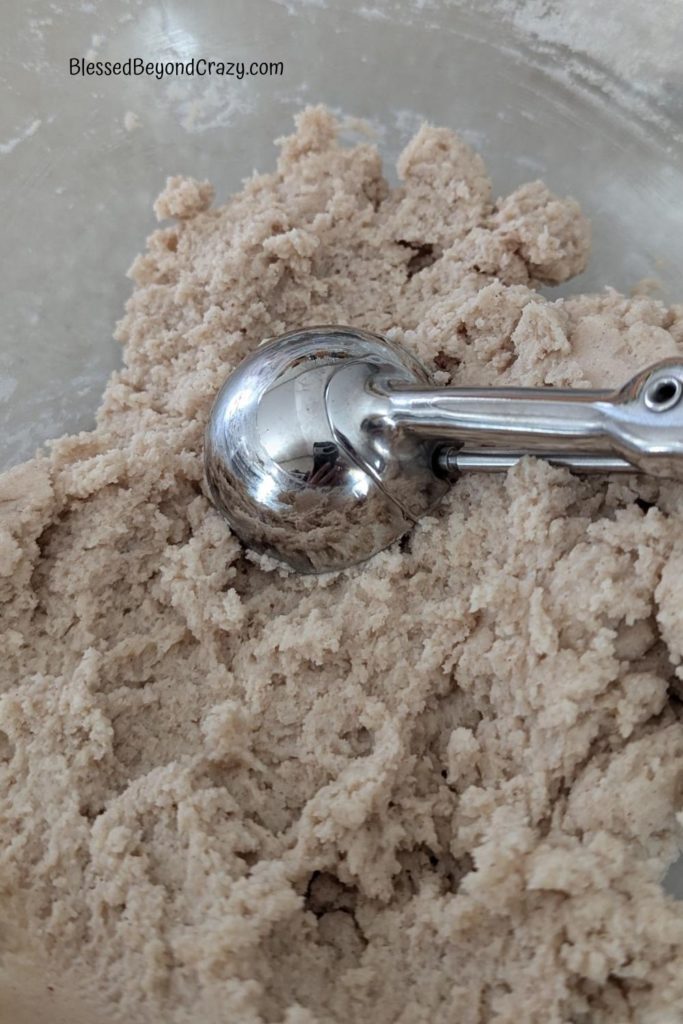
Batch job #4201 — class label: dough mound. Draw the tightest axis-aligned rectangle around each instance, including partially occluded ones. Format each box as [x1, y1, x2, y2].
[2, 106, 683, 1024]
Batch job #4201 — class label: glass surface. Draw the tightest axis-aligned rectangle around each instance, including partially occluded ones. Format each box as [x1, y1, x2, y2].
[2, 0, 681, 898]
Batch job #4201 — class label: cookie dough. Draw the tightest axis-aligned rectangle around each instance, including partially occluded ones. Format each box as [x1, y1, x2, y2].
[1, 106, 683, 1024]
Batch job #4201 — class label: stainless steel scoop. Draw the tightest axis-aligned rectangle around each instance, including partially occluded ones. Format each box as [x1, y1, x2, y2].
[204, 325, 683, 572]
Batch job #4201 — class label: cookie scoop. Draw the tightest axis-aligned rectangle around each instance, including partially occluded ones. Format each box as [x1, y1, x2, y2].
[205, 326, 683, 572]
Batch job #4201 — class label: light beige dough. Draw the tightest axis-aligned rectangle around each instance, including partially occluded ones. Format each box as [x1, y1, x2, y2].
[1, 106, 683, 1024]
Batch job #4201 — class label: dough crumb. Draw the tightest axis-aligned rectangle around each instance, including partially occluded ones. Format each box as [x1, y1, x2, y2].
[153, 174, 215, 221]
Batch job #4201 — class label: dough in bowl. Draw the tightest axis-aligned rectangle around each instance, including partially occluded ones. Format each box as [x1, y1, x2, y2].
[1, 107, 683, 1024]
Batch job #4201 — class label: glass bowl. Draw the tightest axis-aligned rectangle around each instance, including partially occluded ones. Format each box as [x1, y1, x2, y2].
[1, 7, 681, 1011]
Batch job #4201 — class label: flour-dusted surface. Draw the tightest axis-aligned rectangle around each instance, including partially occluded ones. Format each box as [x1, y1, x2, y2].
[2, 107, 683, 1024]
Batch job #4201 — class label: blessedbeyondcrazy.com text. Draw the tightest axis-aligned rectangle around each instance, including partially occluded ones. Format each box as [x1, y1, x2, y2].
[69, 57, 284, 81]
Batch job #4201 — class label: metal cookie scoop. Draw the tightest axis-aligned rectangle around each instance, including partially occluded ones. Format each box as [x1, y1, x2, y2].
[204, 325, 683, 573]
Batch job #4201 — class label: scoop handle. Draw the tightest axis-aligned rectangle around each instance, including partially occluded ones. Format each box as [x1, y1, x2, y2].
[384, 360, 683, 480]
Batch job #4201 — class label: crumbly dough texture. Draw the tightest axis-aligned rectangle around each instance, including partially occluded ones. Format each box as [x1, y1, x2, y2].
[2, 107, 683, 1024]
